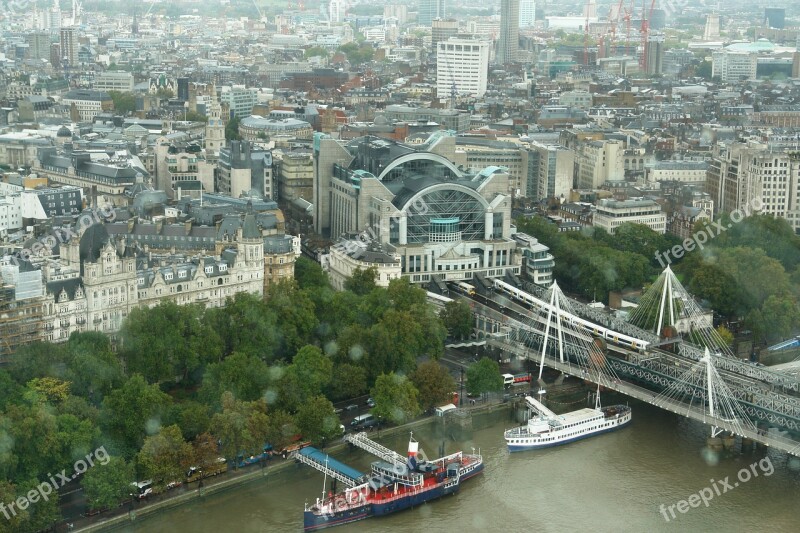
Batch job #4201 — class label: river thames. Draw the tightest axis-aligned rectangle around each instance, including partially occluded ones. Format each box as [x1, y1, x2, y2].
[112, 395, 800, 533]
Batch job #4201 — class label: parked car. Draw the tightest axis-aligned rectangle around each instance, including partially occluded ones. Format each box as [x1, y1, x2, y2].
[345, 404, 359, 411]
[366, 397, 375, 407]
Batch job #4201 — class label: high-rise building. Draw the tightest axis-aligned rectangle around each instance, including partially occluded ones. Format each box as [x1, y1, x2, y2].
[177, 77, 190, 101]
[646, 32, 665, 75]
[48, 0, 61, 35]
[432, 19, 459, 49]
[498, 0, 520, 64]
[703, 13, 720, 41]
[437, 36, 491, 98]
[526, 141, 574, 201]
[59, 27, 78, 67]
[519, 0, 536, 28]
[25, 32, 51, 61]
[419, 0, 446, 26]
[706, 142, 800, 231]
[329, 0, 346, 23]
[764, 8, 785, 29]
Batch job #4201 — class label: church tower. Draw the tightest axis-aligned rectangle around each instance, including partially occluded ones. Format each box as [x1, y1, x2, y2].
[205, 84, 225, 159]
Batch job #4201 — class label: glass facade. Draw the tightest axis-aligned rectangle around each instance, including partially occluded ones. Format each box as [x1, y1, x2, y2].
[400, 188, 486, 244]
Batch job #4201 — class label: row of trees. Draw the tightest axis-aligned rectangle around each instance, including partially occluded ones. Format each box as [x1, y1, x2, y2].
[1, 260, 475, 528]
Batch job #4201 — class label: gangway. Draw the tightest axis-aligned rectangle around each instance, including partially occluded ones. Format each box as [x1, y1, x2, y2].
[524, 395, 558, 419]
[294, 447, 364, 488]
[768, 337, 800, 352]
[344, 432, 405, 466]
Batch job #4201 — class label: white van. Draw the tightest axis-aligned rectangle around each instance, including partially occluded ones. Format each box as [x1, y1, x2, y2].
[434, 404, 458, 416]
[350, 414, 376, 428]
[502, 374, 515, 386]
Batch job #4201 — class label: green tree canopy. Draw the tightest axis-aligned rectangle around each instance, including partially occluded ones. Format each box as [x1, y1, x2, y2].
[466, 357, 503, 397]
[81, 456, 134, 511]
[287, 345, 333, 399]
[200, 352, 272, 407]
[203, 292, 277, 361]
[209, 393, 269, 467]
[137, 424, 193, 489]
[266, 280, 319, 360]
[295, 256, 330, 290]
[337, 42, 375, 65]
[441, 300, 474, 339]
[410, 361, 456, 411]
[120, 301, 220, 384]
[304, 46, 329, 59]
[328, 363, 368, 401]
[295, 395, 340, 446]
[371, 373, 421, 425]
[225, 116, 241, 141]
[100, 374, 172, 457]
[345, 266, 378, 295]
[64, 332, 124, 404]
[108, 90, 136, 115]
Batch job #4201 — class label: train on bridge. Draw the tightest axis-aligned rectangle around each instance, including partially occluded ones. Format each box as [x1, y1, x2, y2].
[491, 279, 650, 353]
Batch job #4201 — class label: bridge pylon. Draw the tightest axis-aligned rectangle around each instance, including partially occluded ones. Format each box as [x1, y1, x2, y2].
[628, 266, 733, 356]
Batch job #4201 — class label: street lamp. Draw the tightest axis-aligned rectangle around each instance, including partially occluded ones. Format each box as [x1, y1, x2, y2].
[459, 366, 464, 407]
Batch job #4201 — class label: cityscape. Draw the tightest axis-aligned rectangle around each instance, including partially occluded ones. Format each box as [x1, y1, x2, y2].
[1, 0, 800, 531]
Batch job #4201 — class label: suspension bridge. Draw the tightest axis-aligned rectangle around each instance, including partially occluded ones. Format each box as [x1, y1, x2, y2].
[432, 266, 800, 457]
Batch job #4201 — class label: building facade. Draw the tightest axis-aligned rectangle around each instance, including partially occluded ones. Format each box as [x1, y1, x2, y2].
[712, 50, 757, 83]
[436, 36, 491, 98]
[497, 0, 520, 64]
[315, 132, 522, 285]
[593, 198, 666, 235]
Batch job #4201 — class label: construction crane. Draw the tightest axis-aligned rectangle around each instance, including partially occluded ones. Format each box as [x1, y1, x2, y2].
[639, 0, 657, 72]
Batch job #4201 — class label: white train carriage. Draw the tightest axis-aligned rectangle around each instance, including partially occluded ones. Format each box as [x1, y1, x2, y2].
[491, 279, 649, 352]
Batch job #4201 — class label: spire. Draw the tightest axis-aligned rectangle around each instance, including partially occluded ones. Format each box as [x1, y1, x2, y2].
[132, 3, 139, 35]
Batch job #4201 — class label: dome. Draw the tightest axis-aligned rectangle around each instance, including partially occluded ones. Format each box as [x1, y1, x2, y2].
[374, 113, 388, 125]
[57, 126, 72, 138]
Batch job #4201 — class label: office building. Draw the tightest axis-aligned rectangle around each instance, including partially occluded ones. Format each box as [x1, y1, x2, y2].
[218, 141, 274, 200]
[497, 0, 520, 64]
[645, 33, 665, 75]
[519, 0, 536, 28]
[25, 32, 51, 61]
[764, 8, 785, 29]
[712, 50, 757, 83]
[432, 19, 459, 49]
[220, 86, 259, 118]
[419, 0, 446, 26]
[93, 71, 134, 92]
[59, 27, 79, 67]
[593, 198, 666, 235]
[527, 141, 574, 201]
[436, 36, 491, 98]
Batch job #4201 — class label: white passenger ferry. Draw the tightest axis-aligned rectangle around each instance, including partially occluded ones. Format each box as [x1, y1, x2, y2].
[504, 394, 631, 452]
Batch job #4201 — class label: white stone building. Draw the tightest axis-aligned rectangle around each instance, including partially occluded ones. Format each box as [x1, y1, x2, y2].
[436, 36, 491, 98]
[593, 198, 666, 235]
